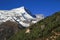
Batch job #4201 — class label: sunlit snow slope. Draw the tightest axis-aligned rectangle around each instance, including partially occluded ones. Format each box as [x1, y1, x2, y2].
[0, 6, 44, 27]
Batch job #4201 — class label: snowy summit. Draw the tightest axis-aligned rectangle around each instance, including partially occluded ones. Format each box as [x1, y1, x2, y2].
[0, 6, 44, 28]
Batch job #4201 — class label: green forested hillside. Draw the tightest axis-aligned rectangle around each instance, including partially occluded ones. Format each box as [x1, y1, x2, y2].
[9, 12, 60, 40]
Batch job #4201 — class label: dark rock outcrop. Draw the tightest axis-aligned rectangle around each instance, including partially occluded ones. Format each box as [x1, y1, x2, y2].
[0, 21, 19, 40]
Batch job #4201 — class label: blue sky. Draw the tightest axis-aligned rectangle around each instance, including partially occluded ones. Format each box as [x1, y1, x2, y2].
[0, 0, 60, 17]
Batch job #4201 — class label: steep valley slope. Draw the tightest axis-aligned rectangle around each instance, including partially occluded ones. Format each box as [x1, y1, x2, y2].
[9, 12, 60, 40]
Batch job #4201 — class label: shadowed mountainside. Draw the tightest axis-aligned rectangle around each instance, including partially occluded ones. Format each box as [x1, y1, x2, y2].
[0, 21, 19, 40]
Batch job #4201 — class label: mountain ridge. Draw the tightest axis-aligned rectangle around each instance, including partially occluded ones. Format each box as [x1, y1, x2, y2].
[0, 6, 44, 27]
[9, 12, 60, 40]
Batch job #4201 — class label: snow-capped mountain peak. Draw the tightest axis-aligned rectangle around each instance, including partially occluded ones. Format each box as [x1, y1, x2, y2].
[13, 6, 24, 10]
[0, 6, 44, 28]
[12, 6, 25, 13]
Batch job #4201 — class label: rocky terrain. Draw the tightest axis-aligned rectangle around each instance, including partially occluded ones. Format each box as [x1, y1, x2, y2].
[0, 21, 19, 40]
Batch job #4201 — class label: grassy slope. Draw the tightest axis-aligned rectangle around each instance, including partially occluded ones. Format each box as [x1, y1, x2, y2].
[9, 12, 60, 40]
